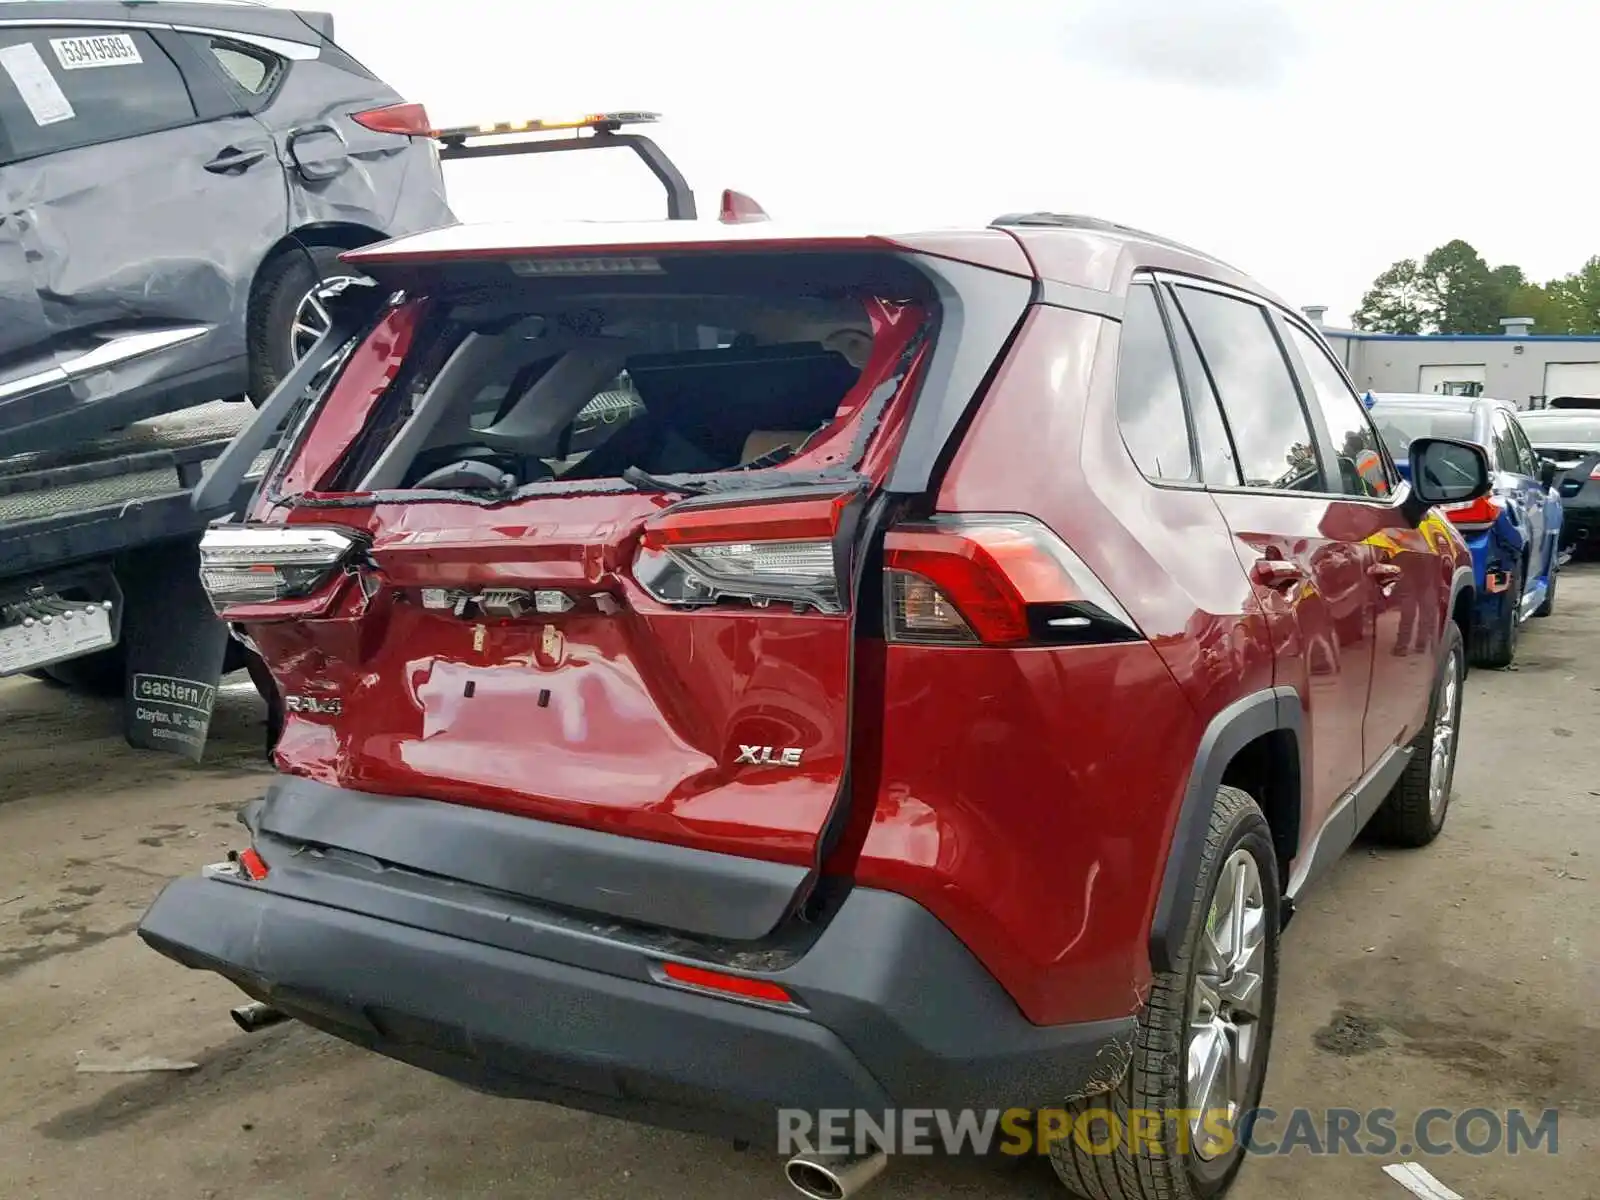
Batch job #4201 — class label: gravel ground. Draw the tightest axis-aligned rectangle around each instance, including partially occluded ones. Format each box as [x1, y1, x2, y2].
[2, 570, 1596, 1200]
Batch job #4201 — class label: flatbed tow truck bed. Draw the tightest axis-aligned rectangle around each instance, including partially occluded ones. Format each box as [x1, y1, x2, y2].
[0, 402, 270, 570]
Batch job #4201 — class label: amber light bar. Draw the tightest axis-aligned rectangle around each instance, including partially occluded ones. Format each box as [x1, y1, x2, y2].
[431, 112, 661, 141]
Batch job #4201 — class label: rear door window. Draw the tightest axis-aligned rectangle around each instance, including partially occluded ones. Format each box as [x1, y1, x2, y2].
[0, 26, 196, 163]
[1171, 285, 1326, 493]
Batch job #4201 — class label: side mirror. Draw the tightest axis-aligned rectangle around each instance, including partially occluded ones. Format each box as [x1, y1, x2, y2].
[1539, 458, 1559, 489]
[1403, 436, 1492, 525]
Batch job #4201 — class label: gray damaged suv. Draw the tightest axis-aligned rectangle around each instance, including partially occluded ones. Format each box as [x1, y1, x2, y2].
[0, 0, 455, 454]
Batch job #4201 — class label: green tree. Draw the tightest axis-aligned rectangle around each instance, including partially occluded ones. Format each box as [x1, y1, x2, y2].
[1355, 240, 1525, 334]
[1421, 240, 1503, 333]
[1546, 256, 1600, 333]
[1507, 281, 1575, 334]
[1354, 259, 1427, 333]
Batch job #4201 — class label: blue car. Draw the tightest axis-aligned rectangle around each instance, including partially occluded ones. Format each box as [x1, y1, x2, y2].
[1367, 393, 1563, 667]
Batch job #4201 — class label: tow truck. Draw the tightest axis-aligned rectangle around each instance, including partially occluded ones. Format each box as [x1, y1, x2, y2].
[0, 111, 731, 760]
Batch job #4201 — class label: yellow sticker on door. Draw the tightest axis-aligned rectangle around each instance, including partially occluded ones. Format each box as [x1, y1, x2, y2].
[50, 34, 142, 70]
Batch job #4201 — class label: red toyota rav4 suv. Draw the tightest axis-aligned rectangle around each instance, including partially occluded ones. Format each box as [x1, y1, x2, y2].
[140, 205, 1492, 1198]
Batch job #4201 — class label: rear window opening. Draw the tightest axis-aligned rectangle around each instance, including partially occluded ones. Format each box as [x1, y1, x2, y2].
[312, 252, 939, 501]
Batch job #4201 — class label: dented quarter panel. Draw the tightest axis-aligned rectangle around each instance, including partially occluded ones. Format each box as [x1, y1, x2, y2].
[266, 59, 412, 233]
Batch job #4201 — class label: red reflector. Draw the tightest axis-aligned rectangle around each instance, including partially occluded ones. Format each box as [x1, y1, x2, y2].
[239, 848, 269, 881]
[660, 961, 794, 1005]
[351, 101, 432, 136]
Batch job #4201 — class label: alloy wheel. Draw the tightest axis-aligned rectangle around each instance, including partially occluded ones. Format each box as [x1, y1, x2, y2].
[289, 275, 365, 364]
[1187, 848, 1267, 1161]
[1428, 645, 1461, 821]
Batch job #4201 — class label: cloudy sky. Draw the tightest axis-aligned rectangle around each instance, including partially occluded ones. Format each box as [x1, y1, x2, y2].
[323, 0, 1589, 326]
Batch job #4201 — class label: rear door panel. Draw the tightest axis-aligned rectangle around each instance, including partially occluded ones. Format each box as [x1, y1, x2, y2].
[0, 21, 289, 444]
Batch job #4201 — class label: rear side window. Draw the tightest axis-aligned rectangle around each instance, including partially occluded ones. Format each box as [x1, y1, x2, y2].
[1172, 286, 1325, 493]
[0, 27, 195, 162]
[1283, 320, 1394, 499]
[1115, 284, 1193, 482]
[192, 35, 284, 99]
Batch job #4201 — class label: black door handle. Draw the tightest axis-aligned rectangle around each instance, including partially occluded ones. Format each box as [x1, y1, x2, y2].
[204, 146, 268, 174]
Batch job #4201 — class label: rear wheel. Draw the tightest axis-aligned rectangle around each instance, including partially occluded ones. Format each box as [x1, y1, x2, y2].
[1049, 785, 1278, 1200]
[1367, 622, 1464, 848]
[247, 244, 367, 406]
[1469, 562, 1521, 669]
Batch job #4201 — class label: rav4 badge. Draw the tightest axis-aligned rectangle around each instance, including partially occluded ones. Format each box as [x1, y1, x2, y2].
[285, 695, 342, 716]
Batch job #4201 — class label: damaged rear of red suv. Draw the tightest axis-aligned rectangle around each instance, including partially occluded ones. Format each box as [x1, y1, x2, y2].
[140, 123, 1491, 1200]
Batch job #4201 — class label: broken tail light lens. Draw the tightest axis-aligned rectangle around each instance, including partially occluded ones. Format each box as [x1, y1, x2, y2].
[198, 526, 362, 613]
[633, 493, 852, 615]
[1438, 494, 1504, 532]
[883, 514, 1142, 647]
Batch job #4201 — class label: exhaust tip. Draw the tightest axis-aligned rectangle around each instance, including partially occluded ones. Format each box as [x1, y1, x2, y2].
[230, 1001, 288, 1033]
[784, 1150, 887, 1200]
[786, 1161, 845, 1200]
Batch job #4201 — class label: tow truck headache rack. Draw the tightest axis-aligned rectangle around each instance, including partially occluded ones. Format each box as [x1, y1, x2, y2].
[430, 111, 698, 221]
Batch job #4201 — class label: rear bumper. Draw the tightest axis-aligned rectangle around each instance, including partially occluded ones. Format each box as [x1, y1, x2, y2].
[138, 796, 1135, 1143]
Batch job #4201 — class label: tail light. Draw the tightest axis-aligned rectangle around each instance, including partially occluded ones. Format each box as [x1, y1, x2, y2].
[1439, 494, 1504, 532]
[351, 102, 432, 136]
[1590, 462, 1600, 480]
[198, 526, 362, 614]
[633, 493, 853, 615]
[882, 514, 1141, 647]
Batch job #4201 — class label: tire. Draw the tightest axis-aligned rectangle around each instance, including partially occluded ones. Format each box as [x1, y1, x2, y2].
[41, 644, 127, 698]
[1366, 621, 1464, 848]
[1533, 554, 1557, 618]
[247, 244, 360, 407]
[1049, 785, 1279, 1200]
[1469, 561, 1520, 669]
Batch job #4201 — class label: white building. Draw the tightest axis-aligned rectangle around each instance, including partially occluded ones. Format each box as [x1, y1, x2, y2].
[1302, 307, 1600, 410]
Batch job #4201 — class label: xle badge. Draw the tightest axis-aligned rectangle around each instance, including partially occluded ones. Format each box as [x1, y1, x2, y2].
[735, 745, 804, 767]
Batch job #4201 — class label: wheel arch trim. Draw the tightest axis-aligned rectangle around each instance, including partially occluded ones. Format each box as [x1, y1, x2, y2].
[1148, 686, 1302, 974]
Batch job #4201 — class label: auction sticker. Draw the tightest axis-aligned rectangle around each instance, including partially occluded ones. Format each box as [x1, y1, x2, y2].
[51, 33, 142, 70]
[0, 43, 74, 125]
